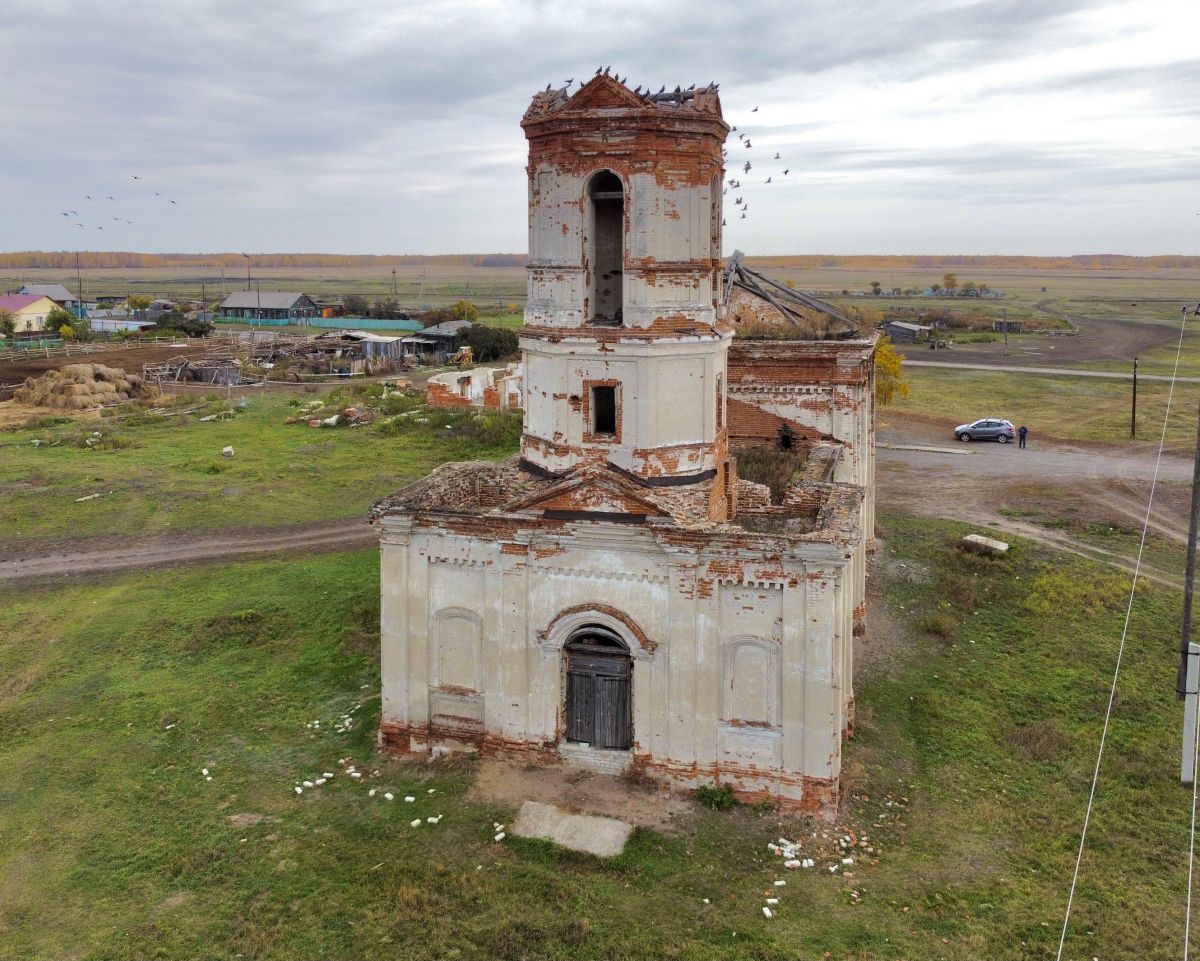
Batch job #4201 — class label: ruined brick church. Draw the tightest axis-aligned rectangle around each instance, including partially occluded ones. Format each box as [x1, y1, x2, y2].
[372, 74, 876, 814]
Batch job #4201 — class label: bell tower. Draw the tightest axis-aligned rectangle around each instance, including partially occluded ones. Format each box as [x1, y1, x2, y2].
[518, 75, 732, 492]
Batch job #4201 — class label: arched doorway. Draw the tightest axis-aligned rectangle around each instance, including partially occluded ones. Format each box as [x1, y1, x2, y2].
[587, 170, 624, 326]
[565, 626, 632, 749]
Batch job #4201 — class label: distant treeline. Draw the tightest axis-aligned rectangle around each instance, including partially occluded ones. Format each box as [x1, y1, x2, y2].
[1, 251, 1197, 270]
[0, 252, 528, 269]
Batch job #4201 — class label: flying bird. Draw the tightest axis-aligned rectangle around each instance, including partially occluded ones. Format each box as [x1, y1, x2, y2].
[596, 67, 602, 75]
[765, 177, 772, 184]
[657, 85, 665, 94]
[564, 77, 573, 85]
[734, 197, 742, 205]
[125, 220, 134, 224]
[85, 195, 92, 200]
[76, 223, 84, 228]
[740, 212, 746, 219]
[751, 106, 758, 112]
[782, 169, 789, 176]
[743, 161, 751, 172]
[96, 226, 103, 230]
[738, 133, 745, 141]
[744, 140, 751, 148]
[774, 153, 780, 160]
[545, 83, 551, 91]
[155, 191, 161, 196]
[170, 200, 177, 204]
[61, 211, 69, 216]
[731, 126, 737, 132]
[108, 195, 115, 200]
[722, 218, 727, 226]
[132, 175, 140, 180]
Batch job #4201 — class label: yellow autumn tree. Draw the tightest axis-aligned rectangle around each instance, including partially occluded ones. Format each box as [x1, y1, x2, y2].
[875, 336, 908, 406]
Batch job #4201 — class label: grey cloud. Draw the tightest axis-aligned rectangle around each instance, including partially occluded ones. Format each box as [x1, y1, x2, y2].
[1, 0, 1197, 255]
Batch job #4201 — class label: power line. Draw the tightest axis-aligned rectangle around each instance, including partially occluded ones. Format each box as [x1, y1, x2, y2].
[1056, 306, 1191, 960]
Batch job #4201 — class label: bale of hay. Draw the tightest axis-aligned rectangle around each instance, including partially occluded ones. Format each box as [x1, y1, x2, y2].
[13, 363, 159, 409]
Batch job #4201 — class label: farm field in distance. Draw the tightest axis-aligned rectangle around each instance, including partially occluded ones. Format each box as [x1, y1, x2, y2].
[2, 257, 1199, 959]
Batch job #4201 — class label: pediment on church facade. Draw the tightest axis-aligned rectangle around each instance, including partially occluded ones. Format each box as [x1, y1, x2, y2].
[563, 75, 647, 112]
[505, 467, 667, 518]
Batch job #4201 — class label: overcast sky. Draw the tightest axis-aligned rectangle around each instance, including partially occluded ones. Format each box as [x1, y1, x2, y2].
[2, 0, 1197, 256]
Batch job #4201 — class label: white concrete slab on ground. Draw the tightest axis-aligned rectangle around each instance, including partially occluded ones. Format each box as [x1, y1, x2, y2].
[962, 533, 1010, 555]
[509, 800, 634, 858]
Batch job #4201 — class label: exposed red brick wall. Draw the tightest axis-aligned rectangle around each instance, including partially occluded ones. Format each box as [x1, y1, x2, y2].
[426, 382, 473, 408]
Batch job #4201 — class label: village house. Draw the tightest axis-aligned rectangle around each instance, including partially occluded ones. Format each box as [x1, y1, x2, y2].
[372, 75, 876, 815]
[0, 294, 58, 333]
[16, 283, 82, 311]
[218, 291, 318, 323]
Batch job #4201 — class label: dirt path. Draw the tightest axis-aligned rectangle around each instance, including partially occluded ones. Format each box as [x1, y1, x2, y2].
[878, 415, 1191, 584]
[941, 302, 1182, 368]
[0, 518, 375, 584]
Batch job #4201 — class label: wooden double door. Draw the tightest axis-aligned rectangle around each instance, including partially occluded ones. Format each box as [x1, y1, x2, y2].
[565, 631, 632, 750]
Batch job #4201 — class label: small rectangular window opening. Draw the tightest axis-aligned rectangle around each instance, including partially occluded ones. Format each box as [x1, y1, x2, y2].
[592, 386, 617, 436]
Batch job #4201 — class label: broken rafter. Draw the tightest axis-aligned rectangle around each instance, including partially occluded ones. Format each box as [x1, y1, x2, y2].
[722, 250, 857, 336]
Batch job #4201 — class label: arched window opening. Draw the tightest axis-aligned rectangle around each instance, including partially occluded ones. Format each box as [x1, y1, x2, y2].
[588, 171, 624, 326]
[565, 625, 632, 749]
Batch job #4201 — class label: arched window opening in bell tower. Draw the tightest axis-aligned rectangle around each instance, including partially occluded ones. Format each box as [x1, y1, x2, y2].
[587, 171, 624, 326]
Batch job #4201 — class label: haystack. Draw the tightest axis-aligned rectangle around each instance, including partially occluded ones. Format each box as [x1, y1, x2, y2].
[13, 364, 159, 410]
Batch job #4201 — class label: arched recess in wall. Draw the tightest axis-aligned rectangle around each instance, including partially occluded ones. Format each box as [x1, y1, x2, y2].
[431, 607, 483, 692]
[585, 170, 625, 326]
[721, 636, 781, 727]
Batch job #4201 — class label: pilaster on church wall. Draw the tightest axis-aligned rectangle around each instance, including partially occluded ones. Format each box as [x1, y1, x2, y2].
[405, 532, 431, 735]
[379, 519, 412, 726]
[779, 565, 809, 774]
[664, 557, 700, 767]
[798, 566, 840, 781]
[499, 537, 534, 742]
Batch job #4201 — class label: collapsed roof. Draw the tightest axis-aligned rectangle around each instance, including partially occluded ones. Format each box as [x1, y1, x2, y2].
[722, 250, 859, 339]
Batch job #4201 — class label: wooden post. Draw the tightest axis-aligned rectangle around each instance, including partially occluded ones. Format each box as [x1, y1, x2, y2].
[1131, 357, 1138, 438]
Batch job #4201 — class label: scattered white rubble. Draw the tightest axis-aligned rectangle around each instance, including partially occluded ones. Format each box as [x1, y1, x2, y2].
[221, 446, 235, 457]
[315, 778, 326, 786]
[762, 907, 774, 919]
[766, 898, 779, 905]
[773, 880, 785, 887]
[303, 781, 314, 788]
[404, 796, 415, 802]
[384, 792, 394, 801]
[410, 819, 422, 828]
[294, 786, 303, 795]
[202, 768, 209, 776]
[494, 832, 506, 842]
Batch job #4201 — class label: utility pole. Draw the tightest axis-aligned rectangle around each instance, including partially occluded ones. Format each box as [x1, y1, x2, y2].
[1180, 400, 1200, 780]
[392, 268, 397, 297]
[75, 251, 84, 322]
[242, 253, 251, 292]
[1180, 399, 1200, 696]
[1131, 357, 1138, 438]
[1003, 307, 1009, 357]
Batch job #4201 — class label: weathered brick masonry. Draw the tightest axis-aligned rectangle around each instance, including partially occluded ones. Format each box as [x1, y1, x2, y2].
[374, 74, 875, 815]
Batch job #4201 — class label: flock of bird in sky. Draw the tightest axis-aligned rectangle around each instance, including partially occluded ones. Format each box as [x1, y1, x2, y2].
[564, 67, 792, 227]
[58, 176, 177, 234]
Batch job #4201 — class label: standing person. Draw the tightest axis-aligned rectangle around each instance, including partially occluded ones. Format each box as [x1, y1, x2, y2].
[1018, 424, 1028, 448]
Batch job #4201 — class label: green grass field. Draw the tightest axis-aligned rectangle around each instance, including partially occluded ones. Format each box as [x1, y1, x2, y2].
[887, 366, 1200, 451]
[0, 387, 520, 555]
[0, 514, 1190, 959]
